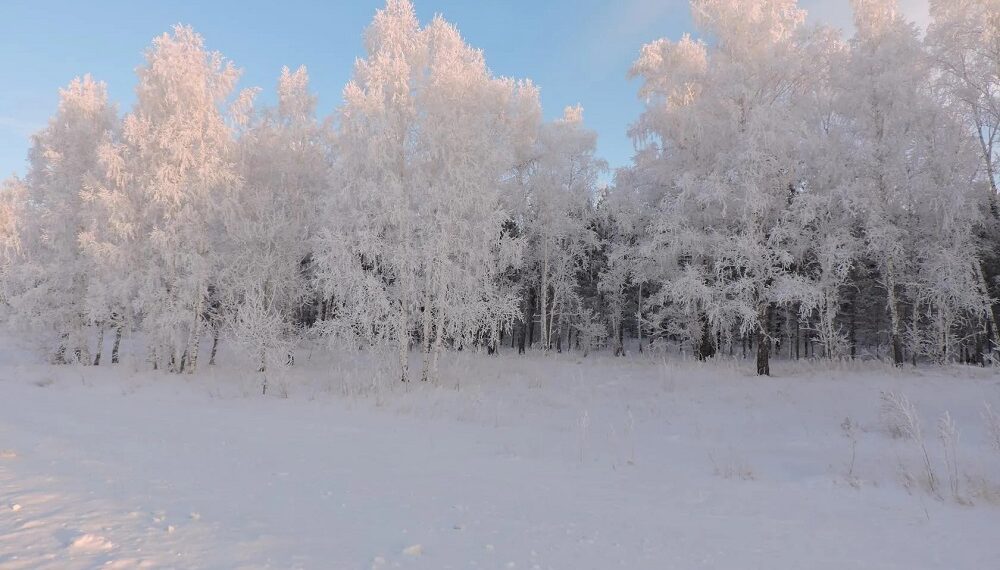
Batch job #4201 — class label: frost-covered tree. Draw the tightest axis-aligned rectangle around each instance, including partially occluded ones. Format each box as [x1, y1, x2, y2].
[0, 177, 29, 304]
[630, 0, 817, 374]
[770, 28, 860, 360]
[2, 0, 997, 375]
[514, 105, 605, 353]
[595, 189, 639, 357]
[926, 0, 1000, 360]
[92, 25, 240, 373]
[927, 0, 1000, 211]
[222, 66, 330, 382]
[2, 76, 118, 363]
[315, 0, 538, 381]
[837, 0, 989, 364]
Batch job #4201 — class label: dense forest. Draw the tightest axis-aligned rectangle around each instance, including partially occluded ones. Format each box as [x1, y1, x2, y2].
[1, 0, 998, 379]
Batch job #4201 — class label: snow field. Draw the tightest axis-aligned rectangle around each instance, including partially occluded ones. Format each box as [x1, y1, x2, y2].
[2, 340, 1000, 568]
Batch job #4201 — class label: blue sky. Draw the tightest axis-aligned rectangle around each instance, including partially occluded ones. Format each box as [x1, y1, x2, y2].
[0, 0, 929, 180]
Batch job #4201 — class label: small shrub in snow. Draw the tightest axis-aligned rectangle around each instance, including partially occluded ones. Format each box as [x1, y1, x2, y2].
[880, 391, 937, 494]
[709, 449, 755, 481]
[937, 411, 963, 502]
[880, 391, 921, 440]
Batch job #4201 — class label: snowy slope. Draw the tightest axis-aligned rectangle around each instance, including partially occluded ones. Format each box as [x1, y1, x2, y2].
[2, 339, 1000, 569]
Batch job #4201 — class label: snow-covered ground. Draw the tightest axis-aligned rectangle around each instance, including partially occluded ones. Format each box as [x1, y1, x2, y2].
[2, 336, 1000, 569]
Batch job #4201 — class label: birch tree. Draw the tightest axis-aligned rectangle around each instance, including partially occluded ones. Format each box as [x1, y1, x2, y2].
[4, 76, 118, 363]
[315, 0, 539, 381]
[93, 25, 240, 373]
[222, 66, 330, 383]
[519, 106, 605, 352]
[630, 0, 816, 374]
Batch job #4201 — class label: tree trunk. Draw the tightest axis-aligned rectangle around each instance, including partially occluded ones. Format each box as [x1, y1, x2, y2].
[795, 307, 801, 361]
[429, 296, 446, 383]
[517, 290, 527, 354]
[209, 329, 220, 366]
[612, 313, 624, 357]
[756, 304, 772, 376]
[554, 309, 563, 353]
[420, 293, 434, 381]
[973, 262, 1000, 363]
[54, 333, 68, 365]
[976, 331, 984, 366]
[526, 287, 536, 349]
[848, 295, 856, 359]
[489, 319, 500, 356]
[185, 297, 204, 375]
[636, 282, 644, 354]
[398, 301, 410, 382]
[74, 342, 89, 367]
[885, 260, 904, 366]
[260, 350, 267, 395]
[111, 324, 123, 365]
[540, 257, 550, 350]
[93, 324, 105, 366]
[696, 316, 715, 361]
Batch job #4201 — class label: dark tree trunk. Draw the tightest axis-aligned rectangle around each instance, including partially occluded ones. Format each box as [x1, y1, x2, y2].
[526, 287, 536, 349]
[554, 312, 563, 353]
[795, 309, 801, 361]
[518, 288, 531, 354]
[892, 334, 904, 367]
[979, 327, 987, 366]
[696, 317, 716, 361]
[93, 325, 104, 366]
[111, 324, 123, 365]
[756, 305, 772, 376]
[209, 330, 220, 365]
[848, 299, 857, 359]
[986, 317, 996, 365]
[54, 334, 68, 365]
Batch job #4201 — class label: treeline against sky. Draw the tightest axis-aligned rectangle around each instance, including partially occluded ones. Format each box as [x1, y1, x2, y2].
[1, 0, 998, 379]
